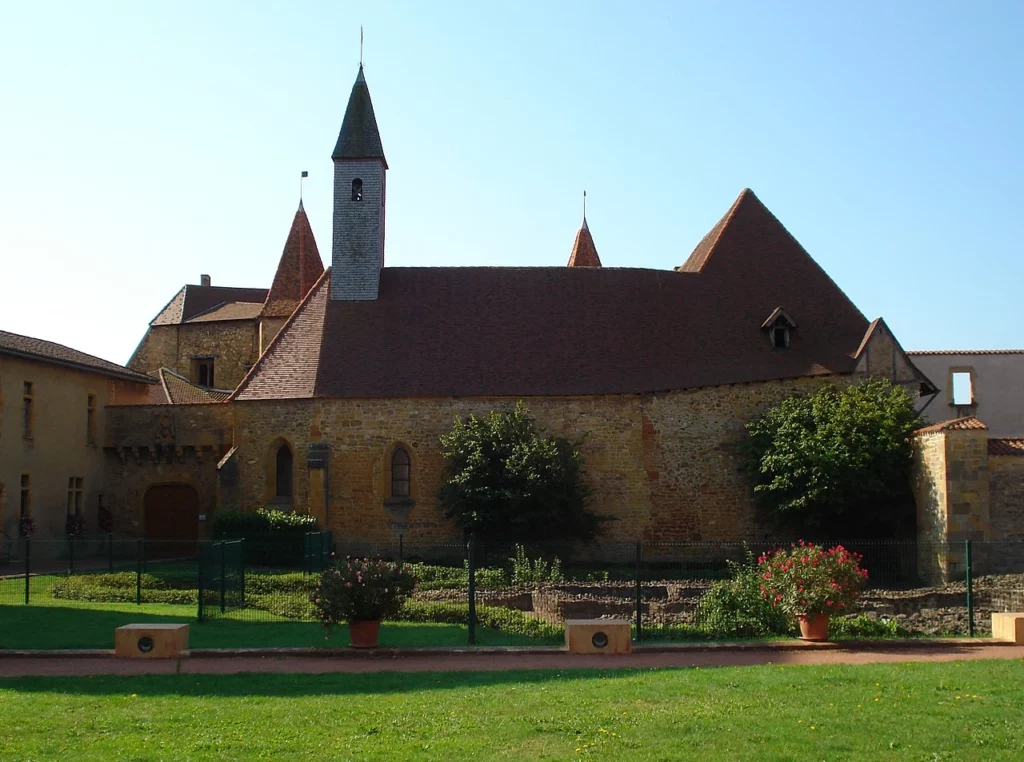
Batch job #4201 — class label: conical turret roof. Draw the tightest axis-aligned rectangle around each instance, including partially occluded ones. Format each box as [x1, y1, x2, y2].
[263, 203, 325, 319]
[332, 65, 387, 167]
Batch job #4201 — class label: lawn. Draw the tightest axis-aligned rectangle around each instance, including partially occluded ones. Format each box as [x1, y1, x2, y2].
[0, 602, 543, 649]
[2, 660, 1023, 760]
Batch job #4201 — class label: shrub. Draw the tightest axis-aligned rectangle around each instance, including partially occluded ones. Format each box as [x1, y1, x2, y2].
[48, 575, 196, 605]
[829, 614, 909, 639]
[397, 600, 562, 640]
[65, 514, 85, 536]
[19, 515, 35, 538]
[405, 562, 508, 591]
[212, 509, 319, 567]
[758, 541, 868, 618]
[694, 552, 792, 638]
[311, 558, 415, 627]
[509, 544, 565, 585]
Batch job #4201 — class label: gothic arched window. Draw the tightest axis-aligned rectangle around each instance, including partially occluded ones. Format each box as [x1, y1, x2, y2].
[391, 447, 410, 498]
[275, 443, 293, 499]
[351, 178, 363, 201]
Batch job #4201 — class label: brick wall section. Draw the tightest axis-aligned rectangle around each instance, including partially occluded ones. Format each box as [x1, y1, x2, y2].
[989, 456, 1024, 539]
[331, 160, 386, 300]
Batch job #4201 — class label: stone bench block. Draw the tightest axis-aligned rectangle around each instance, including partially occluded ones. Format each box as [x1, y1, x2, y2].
[565, 618, 632, 655]
[991, 613, 1024, 644]
[115, 623, 190, 659]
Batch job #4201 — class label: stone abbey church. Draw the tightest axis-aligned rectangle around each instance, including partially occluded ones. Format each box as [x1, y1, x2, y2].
[102, 64, 935, 547]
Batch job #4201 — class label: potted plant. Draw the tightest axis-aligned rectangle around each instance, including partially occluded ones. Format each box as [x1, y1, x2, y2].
[310, 557, 415, 648]
[757, 541, 868, 641]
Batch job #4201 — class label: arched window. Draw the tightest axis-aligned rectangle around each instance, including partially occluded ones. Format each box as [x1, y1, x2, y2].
[275, 443, 293, 499]
[391, 447, 410, 497]
[351, 178, 363, 202]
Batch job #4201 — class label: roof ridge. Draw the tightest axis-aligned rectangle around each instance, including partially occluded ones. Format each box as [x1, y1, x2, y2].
[0, 328, 155, 384]
[908, 349, 1024, 355]
[915, 417, 988, 434]
[230, 266, 332, 401]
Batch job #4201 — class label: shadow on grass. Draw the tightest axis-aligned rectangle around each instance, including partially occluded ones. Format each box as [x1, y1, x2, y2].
[0, 605, 551, 650]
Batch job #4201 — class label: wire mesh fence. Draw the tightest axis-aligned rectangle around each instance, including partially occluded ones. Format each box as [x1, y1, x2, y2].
[3, 534, 1024, 646]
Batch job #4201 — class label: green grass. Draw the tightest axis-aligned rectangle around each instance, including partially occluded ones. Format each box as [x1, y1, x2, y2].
[0, 602, 546, 650]
[2, 660, 1023, 760]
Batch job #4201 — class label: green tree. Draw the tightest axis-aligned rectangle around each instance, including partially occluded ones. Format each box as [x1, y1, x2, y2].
[437, 402, 606, 543]
[745, 378, 923, 537]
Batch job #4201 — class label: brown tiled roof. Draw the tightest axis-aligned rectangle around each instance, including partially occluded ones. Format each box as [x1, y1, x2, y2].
[907, 350, 1024, 356]
[236, 189, 873, 400]
[989, 438, 1024, 456]
[567, 219, 602, 267]
[262, 203, 325, 318]
[152, 368, 230, 404]
[0, 329, 155, 384]
[233, 270, 330, 401]
[332, 65, 387, 167]
[185, 302, 264, 323]
[916, 417, 989, 434]
[150, 285, 268, 326]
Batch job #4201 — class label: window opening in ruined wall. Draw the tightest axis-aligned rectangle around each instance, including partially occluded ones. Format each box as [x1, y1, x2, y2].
[952, 371, 974, 406]
[391, 447, 410, 498]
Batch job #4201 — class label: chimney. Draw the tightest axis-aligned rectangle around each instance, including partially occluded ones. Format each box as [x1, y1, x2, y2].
[200, 274, 211, 287]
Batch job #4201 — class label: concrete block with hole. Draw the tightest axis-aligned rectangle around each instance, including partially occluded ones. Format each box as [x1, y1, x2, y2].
[991, 613, 1024, 644]
[565, 618, 632, 654]
[114, 623, 190, 658]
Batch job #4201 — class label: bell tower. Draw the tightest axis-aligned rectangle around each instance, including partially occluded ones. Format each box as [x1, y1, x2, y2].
[331, 64, 388, 301]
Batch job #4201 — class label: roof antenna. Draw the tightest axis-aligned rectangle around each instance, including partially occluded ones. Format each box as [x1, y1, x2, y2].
[360, 26, 364, 68]
[300, 170, 308, 208]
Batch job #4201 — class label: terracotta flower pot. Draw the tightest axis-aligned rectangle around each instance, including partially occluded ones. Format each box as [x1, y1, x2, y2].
[798, 614, 830, 642]
[349, 620, 381, 648]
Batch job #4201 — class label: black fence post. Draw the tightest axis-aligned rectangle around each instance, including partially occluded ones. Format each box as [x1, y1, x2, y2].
[141, 535, 148, 573]
[467, 536, 477, 645]
[24, 538, 31, 605]
[197, 542, 205, 621]
[399, 534, 404, 566]
[239, 538, 246, 608]
[220, 541, 227, 614]
[136, 538, 142, 605]
[635, 542, 643, 642]
[965, 539, 974, 637]
[107, 532, 114, 573]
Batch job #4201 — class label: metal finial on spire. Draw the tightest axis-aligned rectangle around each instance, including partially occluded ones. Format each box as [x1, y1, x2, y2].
[582, 190, 589, 230]
[360, 26, 364, 67]
[300, 170, 308, 205]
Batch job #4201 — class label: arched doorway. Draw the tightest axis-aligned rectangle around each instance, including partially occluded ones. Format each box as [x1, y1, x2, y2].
[143, 484, 199, 558]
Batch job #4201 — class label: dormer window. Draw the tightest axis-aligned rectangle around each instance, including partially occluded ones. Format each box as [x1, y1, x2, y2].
[761, 307, 797, 351]
[351, 178, 363, 201]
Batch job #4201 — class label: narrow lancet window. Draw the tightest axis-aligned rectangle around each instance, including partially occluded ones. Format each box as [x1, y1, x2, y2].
[351, 178, 363, 201]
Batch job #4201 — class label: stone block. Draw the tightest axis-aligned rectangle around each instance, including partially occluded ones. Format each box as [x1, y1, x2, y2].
[991, 613, 1024, 644]
[115, 623, 190, 658]
[565, 618, 632, 655]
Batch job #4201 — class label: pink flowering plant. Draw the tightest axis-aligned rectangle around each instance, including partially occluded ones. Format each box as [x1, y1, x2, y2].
[757, 541, 868, 618]
[311, 557, 415, 628]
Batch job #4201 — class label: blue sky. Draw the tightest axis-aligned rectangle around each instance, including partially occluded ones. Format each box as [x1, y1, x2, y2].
[1, 1, 1021, 365]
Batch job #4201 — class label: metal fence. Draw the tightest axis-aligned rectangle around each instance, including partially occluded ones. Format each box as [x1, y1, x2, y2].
[3, 534, 1024, 646]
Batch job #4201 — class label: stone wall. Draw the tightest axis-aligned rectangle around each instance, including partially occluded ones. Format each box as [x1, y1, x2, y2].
[128, 321, 259, 390]
[227, 376, 839, 547]
[990, 456, 1024, 539]
[0, 355, 152, 541]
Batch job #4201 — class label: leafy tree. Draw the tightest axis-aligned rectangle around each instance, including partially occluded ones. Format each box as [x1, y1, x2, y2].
[437, 402, 606, 543]
[745, 378, 923, 538]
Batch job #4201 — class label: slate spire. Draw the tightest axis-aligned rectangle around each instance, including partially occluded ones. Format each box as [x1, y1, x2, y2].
[332, 65, 387, 168]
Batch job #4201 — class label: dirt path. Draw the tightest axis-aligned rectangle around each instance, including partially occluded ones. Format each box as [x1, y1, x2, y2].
[2, 643, 1023, 678]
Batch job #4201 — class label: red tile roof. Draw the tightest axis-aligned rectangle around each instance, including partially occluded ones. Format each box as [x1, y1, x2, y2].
[0, 329, 155, 384]
[916, 417, 989, 434]
[989, 438, 1024, 456]
[150, 285, 268, 326]
[148, 368, 231, 404]
[567, 220, 602, 267]
[907, 350, 1024, 356]
[185, 302, 264, 323]
[236, 189, 874, 400]
[263, 203, 325, 318]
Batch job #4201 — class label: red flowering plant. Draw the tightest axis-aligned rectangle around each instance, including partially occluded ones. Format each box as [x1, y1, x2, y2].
[311, 557, 415, 629]
[757, 541, 868, 618]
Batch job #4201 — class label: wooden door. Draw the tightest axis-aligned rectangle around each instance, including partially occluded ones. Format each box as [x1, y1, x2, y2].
[143, 484, 199, 558]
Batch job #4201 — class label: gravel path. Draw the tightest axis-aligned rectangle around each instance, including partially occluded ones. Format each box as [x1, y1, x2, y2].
[2, 642, 1022, 678]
